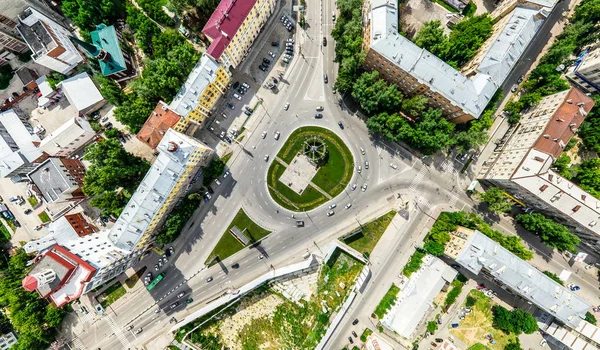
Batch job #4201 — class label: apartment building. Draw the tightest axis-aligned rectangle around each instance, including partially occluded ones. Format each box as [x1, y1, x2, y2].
[16, 7, 84, 74]
[23, 129, 214, 295]
[490, 0, 557, 20]
[169, 55, 230, 134]
[566, 46, 600, 93]
[202, 0, 276, 69]
[477, 87, 600, 249]
[39, 116, 96, 157]
[27, 157, 86, 204]
[57, 72, 107, 116]
[0, 332, 17, 350]
[0, 109, 44, 181]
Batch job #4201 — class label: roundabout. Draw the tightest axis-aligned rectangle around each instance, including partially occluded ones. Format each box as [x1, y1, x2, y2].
[266, 126, 354, 211]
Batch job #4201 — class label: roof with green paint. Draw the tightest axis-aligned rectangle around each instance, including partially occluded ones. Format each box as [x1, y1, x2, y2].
[89, 24, 127, 76]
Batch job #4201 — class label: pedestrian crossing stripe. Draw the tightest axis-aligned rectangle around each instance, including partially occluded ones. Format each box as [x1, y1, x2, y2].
[106, 314, 131, 348]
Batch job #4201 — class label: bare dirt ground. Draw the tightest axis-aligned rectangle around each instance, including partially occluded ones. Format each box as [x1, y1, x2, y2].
[401, 0, 453, 38]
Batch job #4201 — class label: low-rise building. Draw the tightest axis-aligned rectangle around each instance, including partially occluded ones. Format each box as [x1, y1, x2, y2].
[39, 115, 96, 157]
[16, 7, 84, 74]
[57, 72, 106, 116]
[137, 101, 181, 149]
[477, 87, 600, 250]
[0, 331, 17, 350]
[447, 227, 590, 329]
[27, 157, 86, 204]
[202, 0, 276, 69]
[566, 46, 600, 93]
[169, 55, 230, 134]
[0, 109, 44, 181]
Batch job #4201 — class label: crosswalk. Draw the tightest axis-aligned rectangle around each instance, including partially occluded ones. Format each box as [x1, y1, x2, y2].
[408, 166, 427, 192]
[440, 159, 458, 173]
[78, 311, 93, 324]
[106, 314, 132, 349]
[70, 336, 86, 350]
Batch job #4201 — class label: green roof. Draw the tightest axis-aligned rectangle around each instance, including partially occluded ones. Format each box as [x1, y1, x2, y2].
[89, 24, 127, 76]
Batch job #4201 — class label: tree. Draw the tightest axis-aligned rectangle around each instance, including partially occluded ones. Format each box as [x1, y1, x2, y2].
[426, 321, 438, 333]
[104, 128, 122, 139]
[202, 158, 225, 186]
[424, 241, 445, 256]
[93, 74, 125, 106]
[401, 95, 429, 119]
[444, 14, 493, 68]
[505, 338, 522, 350]
[476, 187, 512, 213]
[553, 154, 573, 179]
[462, 1, 477, 16]
[89, 191, 128, 217]
[516, 213, 580, 252]
[414, 20, 447, 56]
[586, 311, 597, 325]
[574, 158, 600, 198]
[400, 108, 455, 155]
[492, 306, 537, 334]
[113, 96, 154, 133]
[543, 271, 564, 285]
[352, 71, 402, 115]
[61, 0, 124, 30]
[579, 95, 600, 153]
[454, 128, 488, 154]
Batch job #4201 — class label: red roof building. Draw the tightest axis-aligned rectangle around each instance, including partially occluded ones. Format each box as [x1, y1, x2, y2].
[136, 101, 181, 149]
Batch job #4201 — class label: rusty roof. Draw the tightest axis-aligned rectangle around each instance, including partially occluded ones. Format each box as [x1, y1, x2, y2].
[136, 101, 181, 149]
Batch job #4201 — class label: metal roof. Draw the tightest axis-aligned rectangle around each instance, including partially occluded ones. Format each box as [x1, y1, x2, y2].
[169, 55, 221, 117]
[58, 72, 105, 112]
[89, 24, 127, 77]
[0, 109, 42, 178]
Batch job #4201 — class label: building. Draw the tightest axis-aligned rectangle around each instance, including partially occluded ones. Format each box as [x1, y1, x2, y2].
[169, 55, 230, 134]
[16, 7, 84, 74]
[137, 101, 181, 149]
[543, 320, 600, 349]
[566, 46, 600, 93]
[35, 74, 61, 108]
[0, 31, 27, 54]
[363, 0, 498, 123]
[0, 109, 44, 181]
[72, 24, 137, 83]
[477, 87, 600, 250]
[39, 116, 96, 157]
[0, 332, 17, 350]
[462, 6, 546, 86]
[381, 256, 457, 339]
[27, 158, 86, 204]
[202, 0, 276, 69]
[57, 72, 106, 116]
[109, 129, 213, 252]
[491, 0, 557, 21]
[447, 227, 590, 329]
[24, 129, 214, 293]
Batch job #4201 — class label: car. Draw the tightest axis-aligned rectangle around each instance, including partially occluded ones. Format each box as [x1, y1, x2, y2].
[327, 211, 335, 217]
[323, 37, 327, 46]
[570, 284, 581, 291]
[259, 65, 267, 72]
[282, 57, 290, 63]
[511, 84, 519, 93]
[224, 171, 230, 178]
[517, 75, 524, 83]
[361, 183, 367, 192]
[332, 12, 336, 21]
[146, 272, 152, 278]
[287, 38, 294, 43]
[126, 325, 133, 331]
[100, 116, 109, 123]
[215, 179, 221, 186]
[135, 328, 143, 334]
[177, 292, 185, 298]
[206, 277, 213, 283]
[338, 121, 344, 129]
[431, 342, 438, 347]
[316, 106, 324, 111]
[242, 82, 250, 89]
[24, 209, 32, 214]
[219, 131, 225, 139]
[264, 155, 269, 162]
[365, 161, 369, 169]
[348, 337, 354, 344]
[271, 41, 279, 46]
[296, 220, 305, 227]
[158, 260, 163, 267]
[329, 203, 337, 209]
[351, 184, 357, 191]
[352, 331, 358, 338]
[14, 220, 20, 228]
[233, 93, 242, 100]
[186, 298, 193, 304]
[287, 26, 293, 32]
[357, 166, 362, 173]
[104, 122, 113, 130]
[284, 102, 290, 110]
[154, 264, 159, 271]
[169, 302, 180, 310]
[390, 163, 398, 169]
[231, 263, 240, 269]
[324, 74, 328, 83]
[345, 203, 352, 209]
[315, 113, 323, 119]
[360, 147, 365, 155]
[280, 15, 286, 22]
[274, 131, 280, 140]
[244, 110, 252, 116]
[227, 103, 235, 109]
[352, 318, 359, 325]
[263, 58, 271, 64]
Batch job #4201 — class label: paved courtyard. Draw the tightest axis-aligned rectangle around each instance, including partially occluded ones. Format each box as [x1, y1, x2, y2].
[279, 154, 318, 194]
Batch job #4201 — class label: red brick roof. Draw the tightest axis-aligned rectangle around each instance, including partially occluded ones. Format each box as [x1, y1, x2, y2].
[136, 101, 181, 149]
[533, 87, 595, 158]
[202, 0, 258, 60]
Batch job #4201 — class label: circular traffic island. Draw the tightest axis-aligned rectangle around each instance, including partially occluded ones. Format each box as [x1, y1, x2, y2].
[266, 126, 354, 211]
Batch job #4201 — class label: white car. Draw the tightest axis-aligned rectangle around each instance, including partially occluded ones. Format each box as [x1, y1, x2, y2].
[223, 171, 230, 178]
[365, 161, 369, 169]
[284, 102, 290, 110]
[357, 166, 362, 173]
[261, 131, 267, 139]
[390, 163, 398, 169]
[360, 147, 365, 155]
[345, 203, 352, 209]
[329, 203, 337, 209]
[268, 51, 276, 58]
[242, 82, 250, 89]
[264, 155, 269, 162]
[274, 131, 280, 140]
[233, 93, 242, 100]
[327, 211, 335, 217]
[361, 183, 368, 192]
[215, 179, 221, 186]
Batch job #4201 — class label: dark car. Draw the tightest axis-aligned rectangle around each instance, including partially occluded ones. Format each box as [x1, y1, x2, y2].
[352, 319, 359, 325]
[517, 75, 524, 83]
[104, 122, 113, 129]
[263, 58, 271, 64]
[351, 331, 358, 337]
[435, 338, 444, 343]
[348, 337, 354, 344]
[244, 110, 252, 116]
[232, 81, 240, 89]
[185, 298, 193, 304]
[324, 74, 328, 83]
[296, 220, 304, 227]
[323, 37, 327, 46]
[259, 65, 267, 72]
[271, 41, 279, 46]
[24, 209, 32, 215]
[14, 220, 21, 228]
[231, 263, 240, 269]
[338, 121, 344, 129]
[314, 113, 323, 119]
[169, 302, 180, 310]
[431, 342, 438, 347]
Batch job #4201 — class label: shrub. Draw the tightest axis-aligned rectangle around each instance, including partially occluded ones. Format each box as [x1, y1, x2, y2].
[402, 250, 426, 277]
[586, 312, 597, 325]
[427, 321, 438, 333]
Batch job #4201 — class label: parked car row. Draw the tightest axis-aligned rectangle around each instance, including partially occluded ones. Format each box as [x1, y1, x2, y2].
[282, 38, 294, 64]
[280, 15, 294, 32]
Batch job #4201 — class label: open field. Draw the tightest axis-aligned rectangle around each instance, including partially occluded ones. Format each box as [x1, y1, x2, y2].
[342, 210, 396, 255]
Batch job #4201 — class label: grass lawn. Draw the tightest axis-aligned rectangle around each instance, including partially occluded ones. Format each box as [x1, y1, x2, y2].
[373, 284, 400, 319]
[27, 196, 39, 207]
[38, 211, 51, 223]
[221, 152, 233, 165]
[467, 344, 491, 350]
[450, 290, 517, 349]
[4, 219, 15, 231]
[268, 126, 353, 210]
[205, 209, 271, 265]
[98, 282, 126, 308]
[432, 0, 460, 12]
[267, 161, 328, 211]
[0, 221, 10, 241]
[342, 211, 395, 255]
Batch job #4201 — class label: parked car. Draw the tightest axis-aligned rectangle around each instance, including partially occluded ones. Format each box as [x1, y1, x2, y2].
[352, 319, 359, 325]
[338, 121, 344, 129]
[324, 74, 328, 83]
[169, 302, 180, 310]
[511, 84, 519, 93]
[259, 65, 267, 72]
[268, 51, 276, 58]
[271, 41, 279, 46]
[233, 93, 242, 100]
[323, 37, 327, 46]
[263, 58, 271, 65]
[315, 113, 323, 119]
[390, 163, 398, 169]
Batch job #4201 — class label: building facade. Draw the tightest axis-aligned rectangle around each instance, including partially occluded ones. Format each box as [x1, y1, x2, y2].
[202, 0, 276, 69]
[16, 7, 84, 74]
[566, 46, 600, 93]
[477, 87, 600, 250]
[169, 55, 231, 134]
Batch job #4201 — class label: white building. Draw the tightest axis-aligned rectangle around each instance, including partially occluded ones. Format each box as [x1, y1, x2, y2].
[0, 109, 43, 181]
[478, 87, 600, 249]
[15, 7, 84, 74]
[566, 46, 600, 93]
[0, 332, 17, 350]
[39, 116, 96, 157]
[57, 72, 106, 116]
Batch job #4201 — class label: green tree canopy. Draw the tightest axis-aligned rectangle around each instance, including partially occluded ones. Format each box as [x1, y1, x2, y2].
[476, 187, 512, 213]
[492, 305, 537, 335]
[93, 74, 125, 106]
[516, 213, 580, 252]
[424, 241, 445, 256]
[113, 96, 154, 133]
[414, 20, 447, 55]
[351, 71, 402, 115]
[401, 95, 429, 119]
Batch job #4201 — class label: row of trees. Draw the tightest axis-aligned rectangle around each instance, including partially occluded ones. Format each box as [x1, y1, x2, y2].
[61, 0, 125, 40]
[155, 192, 203, 244]
[414, 14, 493, 69]
[492, 305, 538, 335]
[83, 139, 150, 217]
[516, 213, 580, 253]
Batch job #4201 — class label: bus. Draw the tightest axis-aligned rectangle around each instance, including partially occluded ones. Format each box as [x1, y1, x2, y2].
[147, 272, 165, 291]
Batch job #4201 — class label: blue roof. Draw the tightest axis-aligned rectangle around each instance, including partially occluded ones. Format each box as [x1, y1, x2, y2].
[89, 24, 127, 76]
